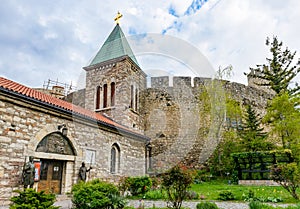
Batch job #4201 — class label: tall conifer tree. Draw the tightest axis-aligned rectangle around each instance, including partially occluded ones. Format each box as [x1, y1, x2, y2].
[247, 36, 300, 95]
[238, 105, 271, 151]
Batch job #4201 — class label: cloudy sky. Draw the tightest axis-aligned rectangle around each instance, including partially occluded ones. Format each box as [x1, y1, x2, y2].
[0, 0, 299, 90]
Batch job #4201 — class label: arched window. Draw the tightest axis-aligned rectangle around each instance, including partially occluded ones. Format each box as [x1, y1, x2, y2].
[111, 82, 115, 106]
[130, 85, 134, 109]
[95, 86, 101, 109]
[135, 88, 138, 111]
[110, 143, 120, 174]
[103, 84, 108, 108]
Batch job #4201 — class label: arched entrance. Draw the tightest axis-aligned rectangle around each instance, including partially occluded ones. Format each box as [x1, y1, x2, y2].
[35, 131, 76, 194]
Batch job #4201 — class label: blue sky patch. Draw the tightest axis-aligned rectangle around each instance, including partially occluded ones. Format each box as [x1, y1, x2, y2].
[168, 5, 179, 17]
[185, 0, 209, 15]
[128, 27, 137, 35]
[162, 20, 182, 35]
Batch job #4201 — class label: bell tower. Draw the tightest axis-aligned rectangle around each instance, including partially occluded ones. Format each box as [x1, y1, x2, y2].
[83, 13, 147, 133]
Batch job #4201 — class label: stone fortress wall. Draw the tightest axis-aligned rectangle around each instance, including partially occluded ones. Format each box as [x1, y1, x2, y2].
[142, 75, 273, 171]
[65, 73, 274, 172]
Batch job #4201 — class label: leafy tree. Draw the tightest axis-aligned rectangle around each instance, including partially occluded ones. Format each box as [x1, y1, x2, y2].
[238, 105, 272, 152]
[247, 36, 300, 95]
[161, 164, 195, 209]
[199, 66, 238, 173]
[224, 99, 242, 131]
[265, 92, 300, 200]
[270, 162, 300, 200]
[198, 66, 230, 163]
[263, 92, 300, 150]
[209, 127, 240, 177]
[208, 96, 243, 177]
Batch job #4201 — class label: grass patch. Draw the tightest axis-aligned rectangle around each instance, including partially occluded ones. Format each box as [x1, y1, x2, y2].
[132, 180, 300, 204]
[190, 180, 300, 204]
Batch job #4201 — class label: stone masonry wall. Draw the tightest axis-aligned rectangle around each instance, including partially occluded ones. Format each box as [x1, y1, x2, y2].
[0, 93, 146, 203]
[85, 57, 147, 133]
[142, 76, 273, 172]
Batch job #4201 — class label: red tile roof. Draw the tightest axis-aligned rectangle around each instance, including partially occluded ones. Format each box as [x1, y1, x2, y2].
[0, 77, 144, 138]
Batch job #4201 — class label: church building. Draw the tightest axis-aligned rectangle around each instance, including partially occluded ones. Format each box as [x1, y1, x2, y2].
[0, 14, 273, 204]
[0, 19, 151, 203]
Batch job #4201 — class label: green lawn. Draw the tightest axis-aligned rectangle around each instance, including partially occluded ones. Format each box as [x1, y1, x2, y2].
[136, 179, 300, 204]
[190, 180, 300, 204]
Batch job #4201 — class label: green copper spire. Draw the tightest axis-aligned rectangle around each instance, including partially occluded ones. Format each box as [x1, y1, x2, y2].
[89, 24, 139, 66]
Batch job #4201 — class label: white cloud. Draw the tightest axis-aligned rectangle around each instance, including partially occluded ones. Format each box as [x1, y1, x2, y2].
[0, 0, 299, 88]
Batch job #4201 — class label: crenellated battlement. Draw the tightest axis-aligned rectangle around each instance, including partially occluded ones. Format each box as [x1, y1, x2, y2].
[151, 76, 212, 88]
[149, 75, 274, 110]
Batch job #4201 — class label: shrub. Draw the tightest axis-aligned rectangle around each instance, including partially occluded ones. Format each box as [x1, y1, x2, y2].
[118, 176, 132, 196]
[10, 189, 59, 209]
[150, 176, 162, 189]
[71, 179, 127, 209]
[144, 189, 167, 200]
[119, 176, 152, 196]
[260, 196, 283, 203]
[248, 201, 277, 209]
[161, 164, 195, 209]
[270, 163, 300, 200]
[243, 189, 257, 202]
[249, 201, 267, 209]
[124, 207, 135, 209]
[108, 193, 128, 209]
[194, 169, 212, 183]
[217, 190, 235, 201]
[196, 201, 219, 209]
[248, 201, 300, 209]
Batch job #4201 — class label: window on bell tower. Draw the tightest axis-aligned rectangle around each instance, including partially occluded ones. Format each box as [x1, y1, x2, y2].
[130, 85, 134, 109]
[103, 84, 108, 108]
[111, 82, 115, 106]
[95, 86, 101, 109]
[135, 88, 138, 111]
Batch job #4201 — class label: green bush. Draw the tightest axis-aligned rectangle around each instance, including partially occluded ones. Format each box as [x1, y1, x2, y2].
[10, 189, 59, 209]
[259, 196, 283, 203]
[271, 162, 300, 200]
[144, 189, 167, 200]
[196, 201, 219, 209]
[119, 176, 152, 196]
[286, 205, 300, 209]
[71, 179, 127, 209]
[249, 201, 300, 209]
[217, 190, 235, 201]
[249, 201, 272, 209]
[124, 207, 135, 209]
[194, 169, 213, 183]
[243, 189, 257, 202]
[161, 164, 195, 209]
[243, 189, 283, 203]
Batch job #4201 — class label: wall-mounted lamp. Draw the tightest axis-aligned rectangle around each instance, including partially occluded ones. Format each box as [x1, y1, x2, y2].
[58, 124, 68, 136]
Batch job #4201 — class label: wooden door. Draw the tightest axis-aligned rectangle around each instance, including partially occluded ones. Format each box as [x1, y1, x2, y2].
[38, 160, 63, 194]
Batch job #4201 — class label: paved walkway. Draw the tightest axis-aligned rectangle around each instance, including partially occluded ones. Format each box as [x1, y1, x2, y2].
[0, 198, 295, 209]
[0, 199, 247, 209]
[127, 200, 249, 209]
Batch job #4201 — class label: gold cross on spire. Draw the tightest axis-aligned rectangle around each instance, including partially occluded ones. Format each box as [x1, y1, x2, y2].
[114, 11, 123, 24]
